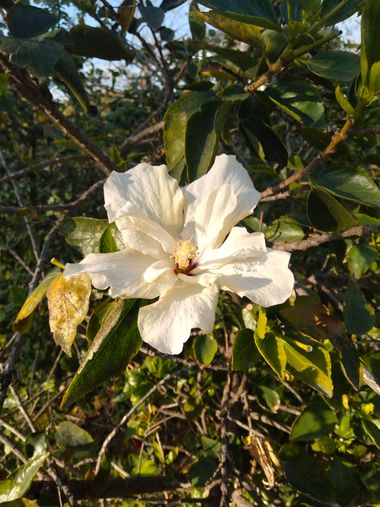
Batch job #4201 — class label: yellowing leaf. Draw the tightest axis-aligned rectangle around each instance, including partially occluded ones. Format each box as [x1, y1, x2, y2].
[256, 307, 267, 339]
[14, 269, 61, 327]
[47, 273, 91, 356]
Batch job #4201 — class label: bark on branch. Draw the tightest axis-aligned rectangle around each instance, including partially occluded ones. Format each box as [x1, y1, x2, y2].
[273, 225, 378, 252]
[0, 52, 117, 176]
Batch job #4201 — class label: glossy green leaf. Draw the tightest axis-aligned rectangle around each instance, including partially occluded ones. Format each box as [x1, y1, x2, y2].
[197, 0, 279, 30]
[265, 217, 304, 244]
[290, 397, 337, 442]
[362, 419, 380, 449]
[62, 217, 108, 256]
[7, 4, 57, 38]
[284, 338, 333, 397]
[189, 2, 205, 40]
[185, 100, 220, 181]
[67, 25, 133, 61]
[307, 188, 357, 232]
[347, 244, 377, 279]
[232, 328, 260, 370]
[61, 299, 142, 407]
[321, 0, 360, 25]
[192, 8, 262, 46]
[164, 90, 214, 170]
[343, 280, 375, 335]
[254, 332, 286, 379]
[0, 37, 65, 77]
[306, 51, 360, 82]
[55, 421, 93, 448]
[266, 79, 325, 126]
[283, 454, 335, 504]
[335, 85, 355, 114]
[193, 335, 218, 366]
[241, 116, 288, 168]
[185, 100, 232, 181]
[312, 166, 380, 208]
[99, 225, 118, 253]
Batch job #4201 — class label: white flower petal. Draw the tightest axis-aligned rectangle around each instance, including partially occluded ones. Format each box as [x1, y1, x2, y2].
[116, 215, 176, 255]
[118, 224, 170, 259]
[215, 249, 294, 307]
[182, 154, 260, 252]
[104, 163, 185, 238]
[138, 283, 219, 354]
[199, 228, 266, 267]
[64, 249, 175, 299]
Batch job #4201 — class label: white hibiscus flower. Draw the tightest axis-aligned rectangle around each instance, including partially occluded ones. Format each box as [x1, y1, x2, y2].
[65, 154, 294, 355]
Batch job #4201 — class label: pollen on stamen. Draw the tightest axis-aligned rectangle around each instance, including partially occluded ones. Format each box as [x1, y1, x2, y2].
[172, 240, 198, 274]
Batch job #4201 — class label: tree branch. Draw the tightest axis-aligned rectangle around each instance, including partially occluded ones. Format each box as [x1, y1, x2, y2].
[273, 225, 378, 252]
[0, 52, 117, 176]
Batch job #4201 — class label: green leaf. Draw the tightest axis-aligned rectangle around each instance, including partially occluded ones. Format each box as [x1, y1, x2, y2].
[335, 85, 355, 114]
[321, 0, 360, 25]
[283, 454, 336, 504]
[197, 0, 279, 30]
[266, 78, 325, 126]
[312, 166, 380, 208]
[330, 458, 360, 507]
[55, 421, 93, 448]
[99, 225, 118, 253]
[279, 295, 342, 341]
[290, 397, 338, 442]
[265, 217, 304, 244]
[139, 2, 165, 31]
[360, 0, 380, 93]
[160, 0, 186, 11]
[0, 37, 65, 77]
[307, 187, 357, 232]
[7, 4, 58, 38]
[14, 269, 60, 327]
[258, 385, 280, 411]
[241, 116, 288, 168]
[343, 280, 375, 335]
[254, 332, 286, 379]
[0, 437, 48, 502]
[362, 419, 380, 449]
[185, 100, 232, 181]
[232, 328, 260, 370]
[192, 8, 262, 46]
[306, 51, 360, 82]
[62, 217, 109, 256]
[164, 90, 214, 170]
[284, 338, 333, 397]
[67, 25, 133, 61]
[185, 100, 220, 181]
[54, 51, 93, 114]
[189, 2, 206, 40]
[193, 335, 218, 366]
[194, 43, 256, 71]
[61, 299, 142, 407]
[347, 244, 377, 279]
